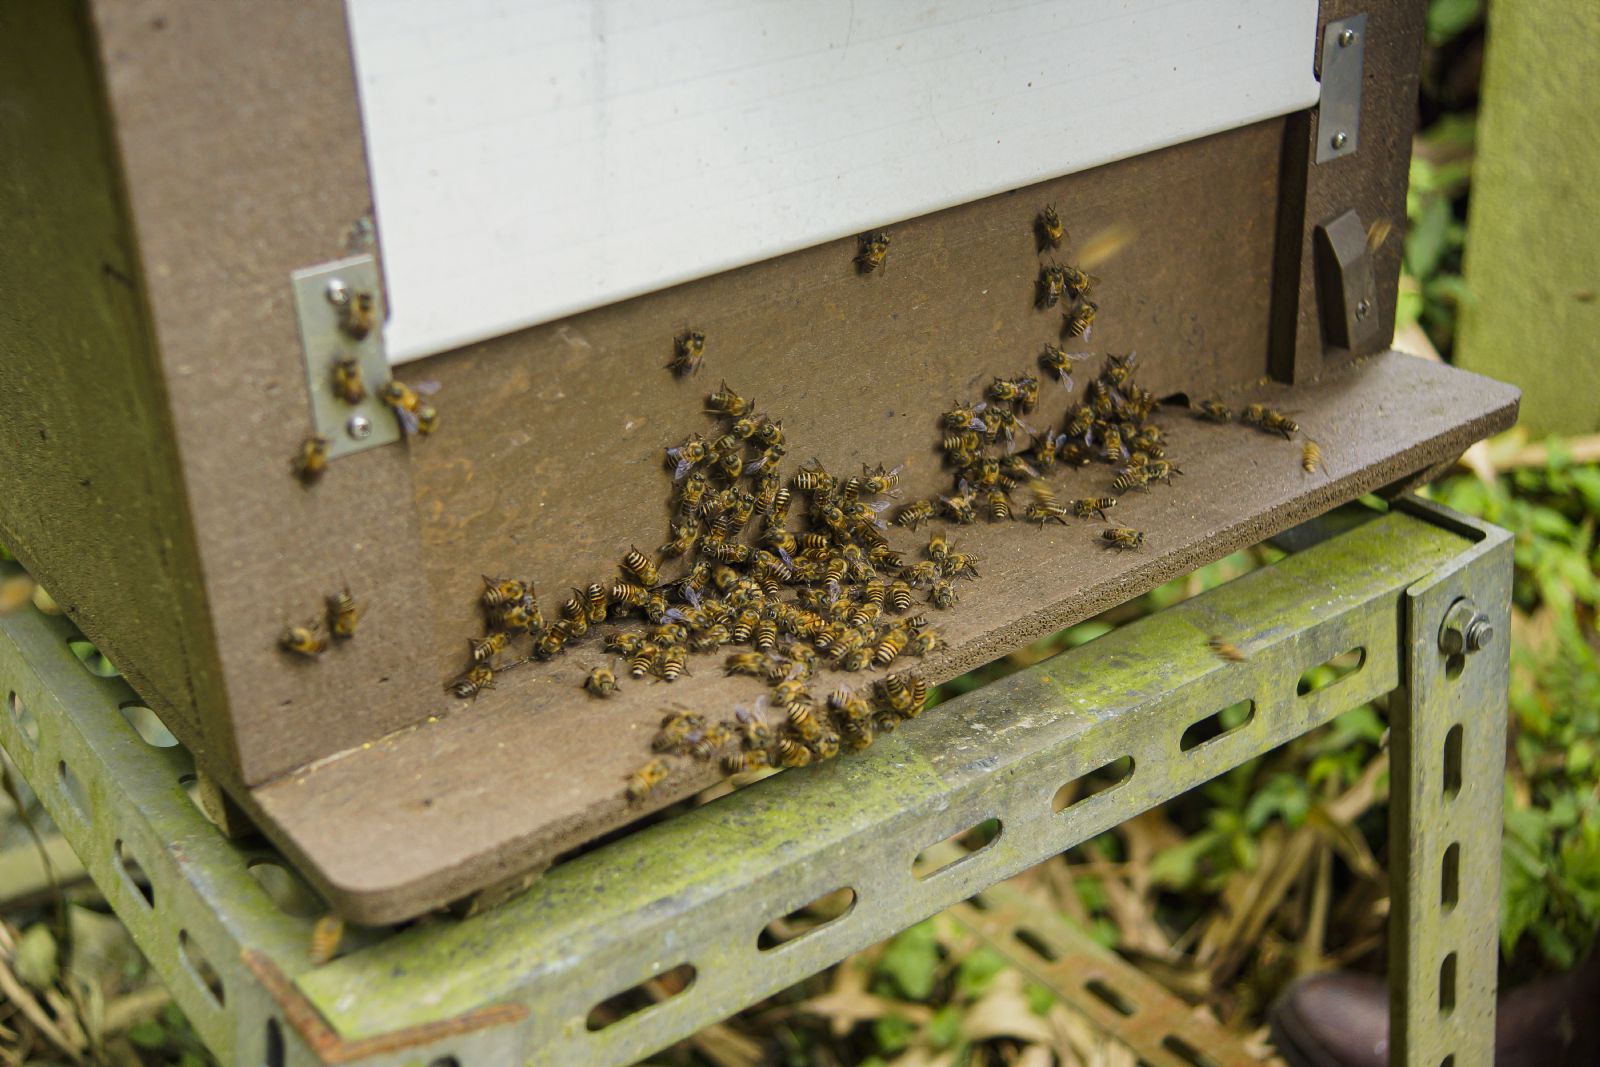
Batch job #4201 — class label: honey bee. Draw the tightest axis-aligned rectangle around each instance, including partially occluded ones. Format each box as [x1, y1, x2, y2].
[734, 702, 775, 748]
[1062, 299, 1097, 340]
[722, 747, 773, 775]
[292, 435, 330, 484]
[930, 579, 959, 610]
[1039, 345, 1088, 389]
[535, 628, 568, 659]
[989, 375, 1041, 412]
[626, 758, 670, 803]
[1195, 398, 1232, 423]
[414, 404, 441, 436]
[807, 729, 841, 761]
[873, 627, 908, 667]
[1073, 497, 1116, 521]
[482, 576, 529, 610]
[939, 492, 977, 525]
[942, 551, 980, 580]
[655, 709, 704, 753]
[1264, 410, 1300, 438]
[449, 664, 495, 699]
[1036, 204, 1066, 250]
[628, 643, 658, 677]
[331, 355, 366, 404]
[1037, 263, 1068, 309]
[854, 230, 891, 274]
[1024, 502, 1071, 526]
[877, 672, 917, 716]
[1062, 264, 1096, 298]
[559, 590, 590, 637]
[861, 463, 903, 496]
[338, 290, 378, 340]
[1302, 440, 1322, 474]
[908, 628, 946, 657]
[1241, 403, 1266, 426]
[308, 915, 344, 966]
[495, 598, 542, 633]
[656, 645, 689, 682]
[1208, 636, 1248, 662]
[377, 379, 442, 437]
[777, 736, 813, 767]
[705, 380, 752, 417]
[665, 434, 709, 481]
[584, 666, 618, 698]
[669, 329, 706, 377]
[1111, 467, 1152, 495]
[325, 586, 360, 639]
[469, 631, 509, 664]
[279, 622, 326, 657]
[1101, 527, 1145, 550]
[984, 489, 1012, 522]
[1144, 460, 1181, 484]
[620, 548, 659, 588]
[579, 582, 609, 624]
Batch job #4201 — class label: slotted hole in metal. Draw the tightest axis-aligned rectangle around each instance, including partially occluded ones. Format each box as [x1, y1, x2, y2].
[585, 963, 695, 1032]
[119, 701, 179, 747]
[179, 929, 225, 1008]
[6, 690, 38, 748]
[1296, 647, 1366, 696]
[1441, 843, 1460, 911]
[1052, 755, 1134, 813]
[115, 838, 154, 907]
[912, 818, 1001, 880]
[1085, 978, 1138, 1017]
[1443, 723, 1463, 799]
[758, 887, 856, 950]
[1178, 699, 1254, 752]
[1439, 952, 1457, 1017]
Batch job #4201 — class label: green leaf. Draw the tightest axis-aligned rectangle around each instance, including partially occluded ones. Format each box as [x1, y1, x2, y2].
[873, 1014, 918, 1054]
[1405, 196, 1453, 281]
[1024, 981, 1057, 1016]
[954, 947, 1008, 999]
[128, 1019, 168, 1050]
[1149, 832, 1218, 890]
[877, 920, 941, 1001]
[13, 924, 58, 991]
[925, 1005, 964, 1050]
[1426, 0, 1483, 46]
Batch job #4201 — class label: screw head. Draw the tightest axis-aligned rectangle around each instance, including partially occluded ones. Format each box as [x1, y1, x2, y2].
[1330, 131, 1349, 150]
[1355, 299, 1370, 320]
[1464, 616, 1494, 651]
[346, 414, 373, 440]
[325, 278, 351, 307]
[1338, 28, 1357, 47]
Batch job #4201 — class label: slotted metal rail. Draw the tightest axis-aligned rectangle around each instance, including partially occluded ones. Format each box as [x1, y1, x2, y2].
[0, 497, 1508, 1067]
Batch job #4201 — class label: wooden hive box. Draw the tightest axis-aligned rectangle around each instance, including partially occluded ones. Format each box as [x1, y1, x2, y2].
[0, 0, 1517, 923]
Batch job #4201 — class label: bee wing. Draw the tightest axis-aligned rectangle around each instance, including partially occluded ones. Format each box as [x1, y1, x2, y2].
[412, 379, 443, 396]
[393, 405, 420, 435]
[745, 455, 767, 473]
[970, 417, 989, 432]
[775, 545, 796, 569]
[682, 584, 702, 608]
[673, 456, 695, 480]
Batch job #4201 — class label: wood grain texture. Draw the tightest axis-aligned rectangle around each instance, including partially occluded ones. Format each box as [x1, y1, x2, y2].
[1269, 0, 1424, 383]
[250, 352, 1518, 924]
[0, 4, 228, 773]
[87, 0, 438, 785]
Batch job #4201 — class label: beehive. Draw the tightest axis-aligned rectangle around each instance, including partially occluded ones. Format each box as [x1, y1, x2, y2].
[0, 0, 1517, 922]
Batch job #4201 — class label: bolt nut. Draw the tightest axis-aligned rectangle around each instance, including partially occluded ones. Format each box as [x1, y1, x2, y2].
[1439, 600, 1493, 658]
[325, 278, 351, 307]
[1338, 28, 1357, 47]
[1355, 299, 1370, 320]
[1330, 130, 1349, 150]
[346, 414, 373, 440]
[1464, 617, 1493, 651]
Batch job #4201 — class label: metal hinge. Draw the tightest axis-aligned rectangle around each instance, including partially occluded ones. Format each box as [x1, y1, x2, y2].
[1315, 14, 1366, 164]
[290, 255, 399, 459]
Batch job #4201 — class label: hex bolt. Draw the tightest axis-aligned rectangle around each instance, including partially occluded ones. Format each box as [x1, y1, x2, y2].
[325, 278, 351, 307]
[1338, 28, 1357, 47]
[1439, 599, 1492, 657]
[346, 414, 373, 440]
[1331, 131, 1349, 150]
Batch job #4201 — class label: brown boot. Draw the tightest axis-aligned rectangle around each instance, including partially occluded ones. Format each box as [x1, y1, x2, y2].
[1269, 955, 1600, 1067]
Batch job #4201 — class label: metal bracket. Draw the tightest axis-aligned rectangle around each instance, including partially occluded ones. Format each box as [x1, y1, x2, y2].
[1313, 209, 1380, 350]
[290, 255, 399, 460]
[1315, 14, 1366, 164]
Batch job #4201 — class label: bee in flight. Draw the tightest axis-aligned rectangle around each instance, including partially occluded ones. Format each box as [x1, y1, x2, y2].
[669, 329, 706, 377]
[326, 586, 360, 640]
[1208, 636, 1248, 662]
[279, 621, 326, 657]
[1101, 527, 1145, 550]
[855, 231, 891, 274]
[1302, 440, 1322, 474]
[1036, 204, 1066, 250]
[292, 435, 330, 484]
[625, 758, 670, 803]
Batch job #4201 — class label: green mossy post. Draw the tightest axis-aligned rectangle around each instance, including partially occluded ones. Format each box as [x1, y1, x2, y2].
[1457, 2, 1600, 436]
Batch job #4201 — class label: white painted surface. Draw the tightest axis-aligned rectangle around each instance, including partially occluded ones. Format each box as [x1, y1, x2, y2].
[345, 0, 1320, 364]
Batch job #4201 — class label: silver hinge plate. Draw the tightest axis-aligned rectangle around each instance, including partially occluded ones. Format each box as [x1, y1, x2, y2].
[290, 255, 400, 459]
[1315, 14, 1366, 164]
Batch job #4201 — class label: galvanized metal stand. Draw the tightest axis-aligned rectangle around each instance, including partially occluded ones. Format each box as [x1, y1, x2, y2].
[0, 498, 1509, 1067]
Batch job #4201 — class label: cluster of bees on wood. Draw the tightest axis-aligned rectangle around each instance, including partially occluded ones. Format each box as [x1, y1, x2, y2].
[387, 205, 1324, 805]
[291, 286, 440, 485]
